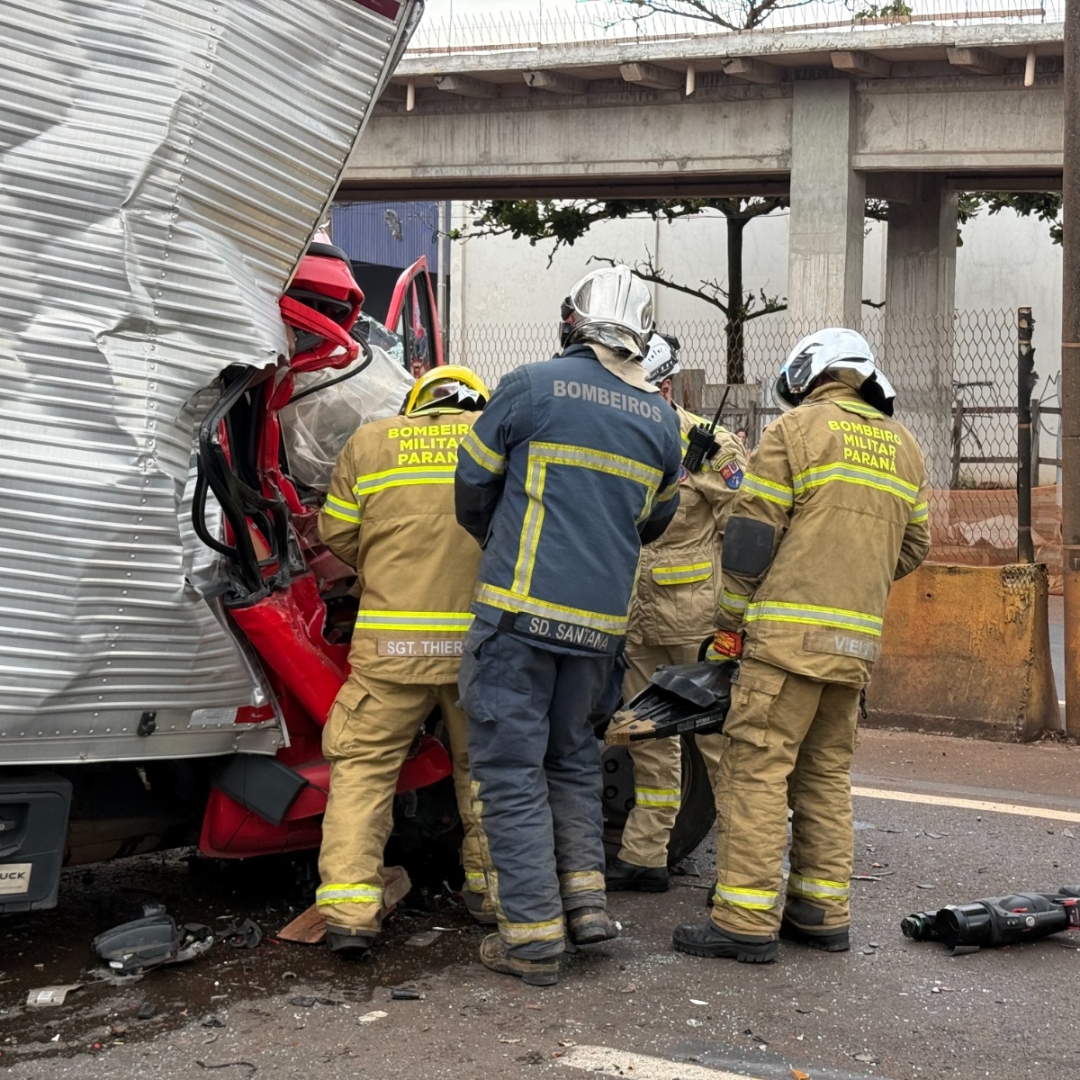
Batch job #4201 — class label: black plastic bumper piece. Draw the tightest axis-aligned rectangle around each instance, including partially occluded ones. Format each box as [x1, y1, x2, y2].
[0, 772, 73, 914]
[211, 755, 308, 827]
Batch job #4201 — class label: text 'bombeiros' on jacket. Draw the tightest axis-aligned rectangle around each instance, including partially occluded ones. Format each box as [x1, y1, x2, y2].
[454, 345, 683, 656]
[317, 410, 483, 684]
[715, 381, 930, 687]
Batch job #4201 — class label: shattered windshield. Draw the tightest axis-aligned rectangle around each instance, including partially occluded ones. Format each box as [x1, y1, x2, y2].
[357, 316, 405, 367]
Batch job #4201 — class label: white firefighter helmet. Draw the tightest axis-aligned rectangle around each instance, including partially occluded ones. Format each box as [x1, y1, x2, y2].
[565, 266, 654, 359]
[641, 332, 681, 385]
[777, 327, 896, 416]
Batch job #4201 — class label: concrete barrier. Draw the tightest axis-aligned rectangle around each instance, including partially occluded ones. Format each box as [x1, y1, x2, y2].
[865, 563, 1058, 741]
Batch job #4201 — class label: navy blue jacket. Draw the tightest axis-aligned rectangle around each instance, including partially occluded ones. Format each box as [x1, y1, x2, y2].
[455, 345, 682, 654]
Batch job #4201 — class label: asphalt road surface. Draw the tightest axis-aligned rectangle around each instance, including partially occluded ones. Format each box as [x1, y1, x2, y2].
[2, 728, 1079, 1080]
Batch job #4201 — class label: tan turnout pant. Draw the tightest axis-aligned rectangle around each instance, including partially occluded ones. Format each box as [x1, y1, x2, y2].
[618, 643, 726, 869]
[710, 656, 861, 938]
[317, 671, 484, 932]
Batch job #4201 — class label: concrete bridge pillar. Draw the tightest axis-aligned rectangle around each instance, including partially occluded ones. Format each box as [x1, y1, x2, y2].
[883, 177, 958, 488]
[786, 79, 866, 333]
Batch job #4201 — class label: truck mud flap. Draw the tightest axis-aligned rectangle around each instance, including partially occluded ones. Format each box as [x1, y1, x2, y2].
[200, 738, 454, 859]
[211, 756, 308, 828]
[0, 773, 73, 913]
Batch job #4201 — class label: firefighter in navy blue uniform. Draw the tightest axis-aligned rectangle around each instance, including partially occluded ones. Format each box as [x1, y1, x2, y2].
[455, 267, 683, 987]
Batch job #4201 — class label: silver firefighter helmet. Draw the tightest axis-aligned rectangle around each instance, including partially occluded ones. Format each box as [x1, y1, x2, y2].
[777, 327, 896, 416]
[565, 266, 653, 359]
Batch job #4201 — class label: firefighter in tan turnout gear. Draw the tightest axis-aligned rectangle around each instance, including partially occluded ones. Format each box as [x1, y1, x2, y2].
[607, 334, 748, 893]
[315, 366, 492, 956]
[673, 329, 930, 963]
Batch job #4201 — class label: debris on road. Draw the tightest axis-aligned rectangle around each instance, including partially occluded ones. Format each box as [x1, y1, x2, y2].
[404, 930, 442, 948]
[216, 919, 262, 950]
[358, 1011, 388, 1024]
[26, 985, 82, 1007]
[278, 867, 411, 945]
[391, 988, 423, 1000]
[92, 903, 213, 975]
[195, 1060, 256, 1072]
[136, 1001, 156, 1020]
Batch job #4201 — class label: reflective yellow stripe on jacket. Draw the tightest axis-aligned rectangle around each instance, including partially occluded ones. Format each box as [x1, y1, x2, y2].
[744, 600, 883, 637]
[353, 610, 474, 632]
[792, 463, 919, 505]
[741, 472, 794, 509]
[511, 442, 665, 600]
[324, 494, 361, 523]
[353, 464, 456, 499]
[652, 562, 712, 586]
[475, 583, 629, 634]
[719, 588, 749, 617]
[460, 428, 506, 475]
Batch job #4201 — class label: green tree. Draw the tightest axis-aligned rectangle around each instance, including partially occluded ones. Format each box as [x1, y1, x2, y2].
[958, 191, 1063, 245]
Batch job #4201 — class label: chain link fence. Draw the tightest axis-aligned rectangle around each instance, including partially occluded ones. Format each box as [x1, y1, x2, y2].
[449, 309, 1062, 583]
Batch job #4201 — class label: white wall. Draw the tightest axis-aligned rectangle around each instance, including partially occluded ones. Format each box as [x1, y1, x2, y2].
[452, 202, 1057, 332]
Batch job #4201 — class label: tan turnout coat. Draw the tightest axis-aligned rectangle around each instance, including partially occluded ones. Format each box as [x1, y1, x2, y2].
[317, 410, 482, 684]
[715, 381, 930, 687]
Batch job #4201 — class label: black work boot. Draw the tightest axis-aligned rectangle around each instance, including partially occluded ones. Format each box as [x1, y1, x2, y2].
[324, 926, 377, 959]
[462, 889, 498, 926]
[566, 907, 619, 945]
[780, 897, 850, 952]
[672, 920, 778, 963]
[780, 916, 850, 952]
[479, 934, 560, 986]
[606, 856, 670, 894]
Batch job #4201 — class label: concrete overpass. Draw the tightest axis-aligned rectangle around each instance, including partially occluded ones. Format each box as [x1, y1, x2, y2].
[343, 20, 1064, 335]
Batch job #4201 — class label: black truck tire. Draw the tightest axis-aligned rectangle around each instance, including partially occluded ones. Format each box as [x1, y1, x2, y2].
[600, 734, 716, 867]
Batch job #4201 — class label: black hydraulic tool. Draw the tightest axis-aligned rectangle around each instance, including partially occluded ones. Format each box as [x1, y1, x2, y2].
[604, 660, 735, 745]
[681, 386, 732, 473]
[902, 886, 1080, 954]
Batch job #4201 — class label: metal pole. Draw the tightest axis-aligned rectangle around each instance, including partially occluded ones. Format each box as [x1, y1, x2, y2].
[436, 200, 449, 356]
[1062, 0, 1080, 737]
[1017, 307, 1035, 563]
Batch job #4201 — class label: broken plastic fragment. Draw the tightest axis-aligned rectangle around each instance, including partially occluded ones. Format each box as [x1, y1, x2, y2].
[26, 985, 82, 1007]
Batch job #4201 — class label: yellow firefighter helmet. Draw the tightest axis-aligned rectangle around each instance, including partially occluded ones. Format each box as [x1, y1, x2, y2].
[403, 365, 490, 417]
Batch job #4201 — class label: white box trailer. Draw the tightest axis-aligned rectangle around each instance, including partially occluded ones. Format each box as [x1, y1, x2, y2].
[0, 0, 424, 912]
